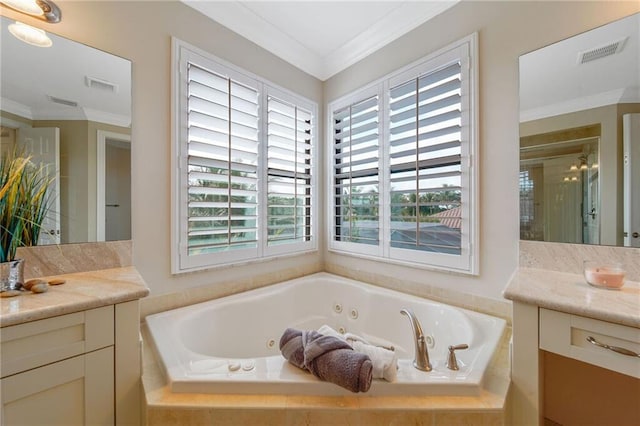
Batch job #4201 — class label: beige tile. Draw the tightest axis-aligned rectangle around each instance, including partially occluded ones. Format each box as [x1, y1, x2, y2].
[147, 407, 213, 425]
[209, 409, 287, 426]
[433, 411, 504, 426]
[360, 411, 435, 426]
[286, 409, 359, 426]
[286, 395, 359, 409]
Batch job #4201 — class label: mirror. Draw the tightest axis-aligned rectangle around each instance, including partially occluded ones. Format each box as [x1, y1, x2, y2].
[519, 12, 640, 247]
[0, 16, 132, 245]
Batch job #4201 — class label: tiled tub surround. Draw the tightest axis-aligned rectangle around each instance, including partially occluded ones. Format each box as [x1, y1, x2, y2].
[142, 325, 511, 425]
[141, 274, 512, 425]
[146, 273, 506, 397]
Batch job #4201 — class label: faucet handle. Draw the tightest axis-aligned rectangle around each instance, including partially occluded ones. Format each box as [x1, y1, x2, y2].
[446, 344, 468, 371]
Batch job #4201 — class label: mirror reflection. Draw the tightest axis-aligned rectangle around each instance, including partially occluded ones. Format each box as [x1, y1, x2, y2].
[0, 16, 132, 245]
[519, 12, 640, 247]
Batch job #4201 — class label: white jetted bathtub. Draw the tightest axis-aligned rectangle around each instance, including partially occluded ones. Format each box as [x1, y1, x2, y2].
[146, 273, 506, 396]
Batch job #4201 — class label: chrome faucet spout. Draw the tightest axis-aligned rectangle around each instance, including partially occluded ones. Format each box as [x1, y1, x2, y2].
[400, 308, 432, 372]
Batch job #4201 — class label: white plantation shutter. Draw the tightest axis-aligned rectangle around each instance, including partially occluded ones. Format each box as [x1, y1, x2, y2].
[328, 35, 476, 273]
[332, 95, 380, 247]
[267, 95, 313, 246]
[388, 61, 463, 255]
[173, 40, 317, 272]
[186, 63, 259, 256]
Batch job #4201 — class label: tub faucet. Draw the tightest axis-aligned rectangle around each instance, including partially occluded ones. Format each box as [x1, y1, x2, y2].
[400, 308, 432, 372]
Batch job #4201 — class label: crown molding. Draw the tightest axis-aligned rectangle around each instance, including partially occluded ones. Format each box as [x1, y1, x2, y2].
[183, 1, 458, 81]
[520, 88, 639, 122]
[1, 98, 33, 120]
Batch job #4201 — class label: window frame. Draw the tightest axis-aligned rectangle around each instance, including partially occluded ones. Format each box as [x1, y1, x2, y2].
[172, 38, 318, 274]
[326, 33, 478, 274]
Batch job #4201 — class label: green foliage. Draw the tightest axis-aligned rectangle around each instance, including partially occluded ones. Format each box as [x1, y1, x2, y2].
[0, 151, 54, 262]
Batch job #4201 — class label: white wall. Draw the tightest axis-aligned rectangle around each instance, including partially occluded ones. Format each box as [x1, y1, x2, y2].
[323, 1, 639, 301]
[2, 1, 637, 299]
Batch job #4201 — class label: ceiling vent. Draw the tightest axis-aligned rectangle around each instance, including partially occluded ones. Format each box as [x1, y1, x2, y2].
[47, 95, 78, 107]
[578, 36, 628, 64]
[85, 76, 119, 93]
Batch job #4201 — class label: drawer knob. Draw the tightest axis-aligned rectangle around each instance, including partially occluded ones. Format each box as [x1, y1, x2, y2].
[586, 336, 640, 358]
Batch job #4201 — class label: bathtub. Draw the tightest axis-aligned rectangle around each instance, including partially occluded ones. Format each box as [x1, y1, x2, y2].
[145, 273, 506, 396]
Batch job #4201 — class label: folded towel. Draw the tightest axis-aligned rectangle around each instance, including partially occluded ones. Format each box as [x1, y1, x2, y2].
[279, 328, 372, 393]
[317, 325, 398, 382]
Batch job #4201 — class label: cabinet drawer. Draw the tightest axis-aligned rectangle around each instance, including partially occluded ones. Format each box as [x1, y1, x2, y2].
[539, 308, 640, 378]
[1, 305, 114, 378]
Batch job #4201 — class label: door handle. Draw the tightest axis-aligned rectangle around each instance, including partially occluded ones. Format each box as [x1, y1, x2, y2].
[633, 232, 639, 239]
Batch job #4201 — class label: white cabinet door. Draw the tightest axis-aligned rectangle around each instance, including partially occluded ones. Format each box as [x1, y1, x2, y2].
[1, 347, 114, 425]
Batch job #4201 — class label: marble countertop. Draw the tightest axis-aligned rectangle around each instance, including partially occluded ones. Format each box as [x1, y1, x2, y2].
[1, 266, 149, 327]
[504, 267, 640, 328]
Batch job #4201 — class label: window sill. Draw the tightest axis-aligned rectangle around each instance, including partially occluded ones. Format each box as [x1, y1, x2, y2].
[172, 248, 319, 276]
[326, 247, 477, 276]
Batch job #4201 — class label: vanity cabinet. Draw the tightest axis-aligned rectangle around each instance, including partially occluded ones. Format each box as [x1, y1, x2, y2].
[506, 268, 640, 426]
[1, 300, 142, 425]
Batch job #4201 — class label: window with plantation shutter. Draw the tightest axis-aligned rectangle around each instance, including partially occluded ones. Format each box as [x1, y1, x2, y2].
[333, 94, 380, 248]
[328, 34, 477, 274]
[173, 40, 317, 272]
[267, 95, 313, 247]
[186, 64, 259, 256]
[388, 61, 462, 256]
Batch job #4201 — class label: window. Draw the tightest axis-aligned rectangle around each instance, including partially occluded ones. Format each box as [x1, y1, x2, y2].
[266, 93, 314, 250]
[328, 34, 478, 274]
[333, 93, 381, 249]
[173, 39, 317, 273]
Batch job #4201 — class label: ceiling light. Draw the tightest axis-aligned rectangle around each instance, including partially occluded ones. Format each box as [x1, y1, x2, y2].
[578, 155, 588, 170]
[8, 21, 52, 47]
[1, 0, 61, 23]
[569, 164, 578, 171]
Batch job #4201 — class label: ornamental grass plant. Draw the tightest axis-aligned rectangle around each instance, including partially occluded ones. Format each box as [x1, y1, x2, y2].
[0, 150, 54, 262]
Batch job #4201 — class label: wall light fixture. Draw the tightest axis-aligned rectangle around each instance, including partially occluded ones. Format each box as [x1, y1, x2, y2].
[0, 0, 61, 23]
[7, 20, 52, 47]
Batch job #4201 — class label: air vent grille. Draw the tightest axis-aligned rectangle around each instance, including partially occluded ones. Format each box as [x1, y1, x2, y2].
[578, 37, 628, 64]
[85, 76, 119, 93]
[47, 95, 78, 107]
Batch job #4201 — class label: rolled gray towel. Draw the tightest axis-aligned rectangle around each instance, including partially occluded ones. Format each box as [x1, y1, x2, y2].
[279, 327, 373, 393]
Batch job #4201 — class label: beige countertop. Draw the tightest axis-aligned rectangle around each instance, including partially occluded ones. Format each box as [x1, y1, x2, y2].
[1, 266, 149, 327]
[504, 267, 640, 328]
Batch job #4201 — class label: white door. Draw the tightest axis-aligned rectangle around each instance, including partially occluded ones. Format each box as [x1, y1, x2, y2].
[105, 140, 131, 241]
[97, 130, 131, 241]
[17, 127, 61, 245]
[623, 113, 640, 247]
